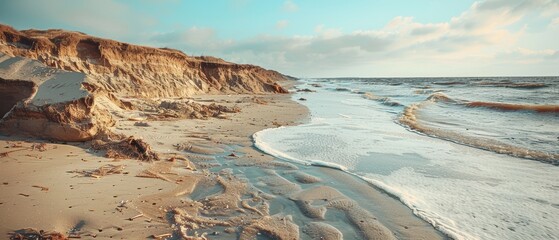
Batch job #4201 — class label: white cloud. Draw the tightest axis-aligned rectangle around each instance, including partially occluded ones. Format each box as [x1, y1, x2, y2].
[282, 0, 299, 12]
[77, 0, 559, 76]
[276, 20, 289, 30]
[3, 0, 557, 76]
[499, 48, 558, 64]
[151, 27, 222, 55]
[314, 25, 343, 38]
[225, 0, 559, 76]
[551, 17, 559, 27]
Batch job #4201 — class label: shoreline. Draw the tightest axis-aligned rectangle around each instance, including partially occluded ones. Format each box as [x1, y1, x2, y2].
[0, 84, 446, 239]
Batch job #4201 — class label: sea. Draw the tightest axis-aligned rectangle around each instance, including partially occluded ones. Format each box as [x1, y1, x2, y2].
[254, 77, 559, 240]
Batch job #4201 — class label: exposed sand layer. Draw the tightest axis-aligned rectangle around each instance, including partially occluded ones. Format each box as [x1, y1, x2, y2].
[0, 54, 115, 142]
[0, 24, 290, 98]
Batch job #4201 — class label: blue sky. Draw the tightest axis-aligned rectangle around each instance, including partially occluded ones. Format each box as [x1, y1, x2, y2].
[1, 0, 558, 77]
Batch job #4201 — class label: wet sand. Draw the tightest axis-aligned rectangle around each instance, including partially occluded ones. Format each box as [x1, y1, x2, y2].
[0, 92, 446, 239]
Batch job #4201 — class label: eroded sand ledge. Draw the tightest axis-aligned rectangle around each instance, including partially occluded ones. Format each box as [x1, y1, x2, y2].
[0, 54, 117, 142]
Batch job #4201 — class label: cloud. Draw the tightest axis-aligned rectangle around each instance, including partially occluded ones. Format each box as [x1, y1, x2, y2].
[0, 0, 156, 41]
[1, 0, 558, 76]
[276, 20, 289, 30]
[498, 48, 559, 64]
[314, 25, 343, 38]
[551, 17, 559, 27]
[282, 0, 298, 12]
[228, 0, 559, 76]
[151, 27, 223, 55]
[149, 0, 559, 77]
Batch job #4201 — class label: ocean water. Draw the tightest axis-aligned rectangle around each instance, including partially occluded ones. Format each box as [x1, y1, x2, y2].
[254, 77, 559, 240]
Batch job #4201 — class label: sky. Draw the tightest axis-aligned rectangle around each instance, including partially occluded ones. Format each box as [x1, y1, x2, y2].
[1, 0, 558, 77]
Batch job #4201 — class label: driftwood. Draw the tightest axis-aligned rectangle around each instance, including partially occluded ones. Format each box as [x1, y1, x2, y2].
[9, 228, 67, 240]
[92, 136, 159, 161]
[32, 185, 49, 191]
[150, 233, 172, 239]
[127, 213, 144, 221]
[136, 169, 173, 182]
[71, 164, 124, 178]
[0, 149, 26, 158]
[1, 142, 49, 158]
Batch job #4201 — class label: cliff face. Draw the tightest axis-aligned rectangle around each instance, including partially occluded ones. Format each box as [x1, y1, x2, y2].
[0, 24, 289, 98]
[0, 94, 115, 141]
[0, 54, 115, 141]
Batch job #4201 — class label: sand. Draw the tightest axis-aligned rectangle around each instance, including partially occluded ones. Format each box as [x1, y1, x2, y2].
[0, 90, 446, 239]
[1, 24, 446, 239]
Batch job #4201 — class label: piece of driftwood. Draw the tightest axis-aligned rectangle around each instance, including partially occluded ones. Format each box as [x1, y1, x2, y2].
[9, 228, 67, 240]
[136, 169, 173, 182]
[32, 185, 49, 191]
[150, 233, 172, 239]
[127, 213, 144, 221]
[71, 164, 124, 178]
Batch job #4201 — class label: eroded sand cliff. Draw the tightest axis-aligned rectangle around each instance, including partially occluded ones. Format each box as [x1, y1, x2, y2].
[0, 54, 115, 141]
[0, 24, 290, 142]
[0, 24, 289, 98]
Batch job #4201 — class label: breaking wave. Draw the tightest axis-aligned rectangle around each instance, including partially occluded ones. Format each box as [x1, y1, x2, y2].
[466, 102, 559, 113]
[419, 92, 558, 114]
[431, 80, 549, 89]
[425, 92, 455, 103]
[475, 82, 548, 89]
[432, 81, 466, 86]
[362, 92, 403, 107]
[399, 93, 559, 164]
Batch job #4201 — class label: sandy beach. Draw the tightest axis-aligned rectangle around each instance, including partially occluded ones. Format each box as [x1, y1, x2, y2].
[3, 1, 558, 239]
[0, 90, 445, 239]
[0, 23, 448, 240]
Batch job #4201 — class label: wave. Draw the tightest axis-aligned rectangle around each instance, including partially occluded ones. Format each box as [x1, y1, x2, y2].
[362, 92, 403, 107]
[422, 93, 558, 114]
[466, 102, 559, 113]
[253, 127, 471, 240]
[253, 127, 348, 172]
[399, 93, 559, 164]
[413, 89, 445, 95]
[425, 92, 455, 103]
[253, 127, 310, 165]
[431, 80, 549, 89]
[431, 81, 466, 86]
[359, 177, 476, 240]
[475, 82, 548, 89]
[335, 87, 352, 92]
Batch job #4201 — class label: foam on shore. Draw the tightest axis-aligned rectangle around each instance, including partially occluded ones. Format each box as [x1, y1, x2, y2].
[253, 78, 559, 240]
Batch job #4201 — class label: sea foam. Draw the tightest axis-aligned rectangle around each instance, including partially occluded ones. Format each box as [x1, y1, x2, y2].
[253, 78, 559, 240]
